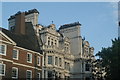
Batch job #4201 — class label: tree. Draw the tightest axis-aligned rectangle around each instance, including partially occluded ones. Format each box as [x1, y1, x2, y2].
[96, 38, 120, 80]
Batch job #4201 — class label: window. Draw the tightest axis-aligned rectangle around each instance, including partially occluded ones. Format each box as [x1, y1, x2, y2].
[27, 53, 32, 63]
[37, 56, 41, 66]
[65, 62, 67, 69]
[48, 56, 52, 64]
[55, 57, 58, 66]
[13, 49, 19, 60]
[59, 58, 62, 67]
[51, 42, 53, 45]
[0, 63, 5, 76]
[12, 67, 18, 79]
[26, 70, 32, 80]
[48, 40, 50, 45]
[37, 73, 40, 80]
[55, 40, 57, 45]
[85, 63, 90, 71]
[0, 44, 6, 55]
[48, 71, 52, 78]
[68, 63, 70, 71]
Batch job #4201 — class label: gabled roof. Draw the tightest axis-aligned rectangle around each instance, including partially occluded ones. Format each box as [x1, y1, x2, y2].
[1, 22, 42, 53]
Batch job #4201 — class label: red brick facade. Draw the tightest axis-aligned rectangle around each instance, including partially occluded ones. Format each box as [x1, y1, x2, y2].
[0, 32, 43, 79]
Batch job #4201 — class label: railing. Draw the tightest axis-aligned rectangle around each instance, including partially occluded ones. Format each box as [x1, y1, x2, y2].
[42, 45, 64, 52]
[40, 28, 60, 36]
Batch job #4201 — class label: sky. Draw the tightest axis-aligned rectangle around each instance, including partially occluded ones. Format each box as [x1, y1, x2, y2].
[1, 2, 118, 55]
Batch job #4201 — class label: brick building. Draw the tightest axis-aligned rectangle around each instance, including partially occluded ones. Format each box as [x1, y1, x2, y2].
[0, 11, 43, 79]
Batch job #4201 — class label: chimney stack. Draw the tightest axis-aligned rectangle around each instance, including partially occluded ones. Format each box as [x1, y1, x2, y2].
[15, 12, 25, 35]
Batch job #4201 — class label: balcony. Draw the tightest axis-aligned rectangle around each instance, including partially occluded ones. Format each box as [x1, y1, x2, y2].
[42, 45, 64, 53]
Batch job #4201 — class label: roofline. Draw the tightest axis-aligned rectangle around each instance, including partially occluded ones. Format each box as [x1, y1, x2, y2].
[0, 31, 16, 45]
[14, 46, 43, 56]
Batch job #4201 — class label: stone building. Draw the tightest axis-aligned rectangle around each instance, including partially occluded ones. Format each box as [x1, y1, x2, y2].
[5, 9, 94, 80]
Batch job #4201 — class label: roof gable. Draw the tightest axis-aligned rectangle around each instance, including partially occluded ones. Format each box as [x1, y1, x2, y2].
[0, 30, 16, 45]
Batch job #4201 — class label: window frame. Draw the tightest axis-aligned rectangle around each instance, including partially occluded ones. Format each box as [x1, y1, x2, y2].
[26, 70, 32, 79]
[0, 44, 7, 56]
[0, 63, 6, 76]
[27, 53, 32, 63]
[48, 56, 52, 64]
[37, 56, 41, 66]
[12, 67, 18, 79]
[37, 72, 41, 80]
[85, 63, 90, 71]
[55, 57, 58, 66]
[13, 49, 19, 60]
[59, 58, 62, 67]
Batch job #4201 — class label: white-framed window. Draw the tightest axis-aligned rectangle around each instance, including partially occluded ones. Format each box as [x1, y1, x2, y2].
[27, 53, 32, 63]
[37, 72, 40, 80]
[0, 63, 5, 76]
[48, 56, 52, 64]
[26, 70, 32, 80]
[13, 49, 19, 60]
[37, 56, 41, 66]
[12, 67, 18, 79]
[0, 44, 6, 55]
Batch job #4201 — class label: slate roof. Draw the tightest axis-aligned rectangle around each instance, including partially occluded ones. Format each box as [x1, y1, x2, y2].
[1, 22, 42, 53]
[8, 9, 39, 20]
[59, 22, 81, 29]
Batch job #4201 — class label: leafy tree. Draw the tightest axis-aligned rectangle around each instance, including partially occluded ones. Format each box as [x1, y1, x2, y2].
[96, 38, 120, 80]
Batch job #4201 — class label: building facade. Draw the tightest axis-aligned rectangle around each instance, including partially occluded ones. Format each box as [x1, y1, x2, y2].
[0, 10, 43, 79]
[1, 9, 95, 80]
[0, 29, 43, 79]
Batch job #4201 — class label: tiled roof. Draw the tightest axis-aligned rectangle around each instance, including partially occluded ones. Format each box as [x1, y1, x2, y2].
[59, 22, 81, 29]
[1, 22, 42, 53]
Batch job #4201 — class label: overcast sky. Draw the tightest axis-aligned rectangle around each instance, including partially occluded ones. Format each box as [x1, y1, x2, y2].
[1, 2, 118, 55]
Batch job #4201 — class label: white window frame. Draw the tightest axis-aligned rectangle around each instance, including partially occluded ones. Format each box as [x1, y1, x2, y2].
[27, 53, 32, 63]
[37, 56, 41, 66]
[13, 49, 19, 60]
[12, 67, 18, 79]
[0, 44, 7, 56]
[26, 70, 32, 79]
[0, 63, 6, 76]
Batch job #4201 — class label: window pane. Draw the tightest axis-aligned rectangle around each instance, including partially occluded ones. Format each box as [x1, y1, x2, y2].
[85, 63, 90, 71]
[37, 57, 41, 66]
[55, 57, 58, 65]
[0, 64, 5, 75]
[26, 70, 32, 80]
[0, 45, 5, 54]
[59, 58, 62, 67]
[12, 68, 18, 78]
[48, 56, 52, 64]
[13, 50, 18, 59]
[27, 53, 32, 63]
[48, 71, 52, 78]
[37, 73, 40, 80]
